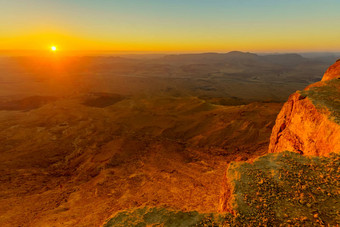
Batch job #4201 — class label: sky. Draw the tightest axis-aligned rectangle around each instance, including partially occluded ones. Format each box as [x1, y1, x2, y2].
[1, 0, 340, 53]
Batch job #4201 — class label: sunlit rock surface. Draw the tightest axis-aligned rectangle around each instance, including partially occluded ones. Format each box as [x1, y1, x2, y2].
[218, 61, 340, 226]
[269, 61, 340, 156]
[321, 59, 340, 81]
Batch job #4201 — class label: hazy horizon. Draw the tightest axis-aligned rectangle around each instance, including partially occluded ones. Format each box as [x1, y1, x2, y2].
[1, 49, 340, 58]
[2, 0, 340, 52]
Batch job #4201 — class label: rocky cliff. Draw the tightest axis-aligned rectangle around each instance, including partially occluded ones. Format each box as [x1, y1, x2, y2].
[322, 59, 340, 81]
[268, 60, 340, 156]
[219, 61, 340, 225]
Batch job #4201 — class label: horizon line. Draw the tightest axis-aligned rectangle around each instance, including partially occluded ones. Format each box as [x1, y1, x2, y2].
[1, 49, 340, 56]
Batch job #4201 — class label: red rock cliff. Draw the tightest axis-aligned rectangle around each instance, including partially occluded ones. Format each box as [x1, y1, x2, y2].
[219, 61, 340, 215]
[322, 59, 340, 81]
[268, 61, 340, 156]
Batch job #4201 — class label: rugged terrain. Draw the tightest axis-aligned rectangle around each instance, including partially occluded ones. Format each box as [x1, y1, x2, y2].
[104, 151, 340, 226]
[102, 60, 340, 226]
[218, 60, 340, 225]
[0, 95, 281, 226]
[0, 53, 338, 226]
[269, 60, 340, 155]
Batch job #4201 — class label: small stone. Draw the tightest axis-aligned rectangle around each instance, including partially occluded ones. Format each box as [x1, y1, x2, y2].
[301, 216, 308, 221]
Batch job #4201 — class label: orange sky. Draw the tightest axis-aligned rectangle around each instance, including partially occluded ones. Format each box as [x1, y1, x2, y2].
[1, 0, 340, 53]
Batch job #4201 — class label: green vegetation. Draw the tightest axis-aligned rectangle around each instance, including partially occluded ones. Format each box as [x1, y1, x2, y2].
[103, 207, 230, 227]
[300, 79, 340, 124]
[104, 151, 340, 226]
[228, 151, 340, 226]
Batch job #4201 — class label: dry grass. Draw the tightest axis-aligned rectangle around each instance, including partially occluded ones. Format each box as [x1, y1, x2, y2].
[300, 79, 340, 124]
[226, 151, 340, 226]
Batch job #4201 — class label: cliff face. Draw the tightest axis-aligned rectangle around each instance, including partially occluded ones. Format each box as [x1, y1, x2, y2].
[268, 91, 340, 156]
[219, 61, 340, 221]
[268, 61, 340, 156]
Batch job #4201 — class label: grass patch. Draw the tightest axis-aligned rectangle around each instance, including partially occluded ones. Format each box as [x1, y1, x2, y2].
[103, 207, 230, 227]
[299, 79, 340, 124]
[227, 151, 340, 226]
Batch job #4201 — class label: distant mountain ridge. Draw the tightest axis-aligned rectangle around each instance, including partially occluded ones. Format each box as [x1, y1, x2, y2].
[0, 51, 332, 103]
[159, 51, 309, 66]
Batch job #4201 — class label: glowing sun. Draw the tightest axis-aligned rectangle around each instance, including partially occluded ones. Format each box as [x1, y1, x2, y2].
[51, 46, 57, 52]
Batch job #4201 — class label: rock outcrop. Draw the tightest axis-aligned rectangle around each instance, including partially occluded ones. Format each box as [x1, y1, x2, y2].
[268, 61, 340, 156]
[219, 61, 340, 223]
[322, 59, 340, 81]
[219, 151, 340, 225]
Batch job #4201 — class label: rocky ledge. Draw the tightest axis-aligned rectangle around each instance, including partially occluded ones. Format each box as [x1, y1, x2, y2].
[269, 60, 340, 156]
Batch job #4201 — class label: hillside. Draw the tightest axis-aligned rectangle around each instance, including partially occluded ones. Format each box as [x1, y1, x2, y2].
[269, 60, 340, 155]
[0, 55, 338, 226]
[102, 60, 340, 226]
[0, 95, 281, 226]
[219, 60, 340, 225]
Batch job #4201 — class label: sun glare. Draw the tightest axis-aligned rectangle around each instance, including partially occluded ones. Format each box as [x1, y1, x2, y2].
[51, 46, 57, 52]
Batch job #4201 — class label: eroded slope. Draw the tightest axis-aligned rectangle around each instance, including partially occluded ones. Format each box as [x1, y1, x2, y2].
[0, 96, 281, 227]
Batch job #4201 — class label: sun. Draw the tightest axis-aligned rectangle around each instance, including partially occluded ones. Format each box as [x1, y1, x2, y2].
[51, 46, 57, 52]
